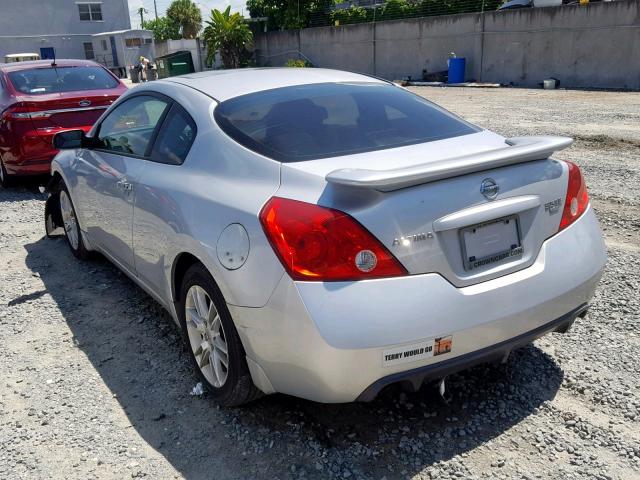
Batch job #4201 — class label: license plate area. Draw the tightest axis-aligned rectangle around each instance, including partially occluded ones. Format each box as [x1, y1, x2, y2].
[460, 215, 523, 271]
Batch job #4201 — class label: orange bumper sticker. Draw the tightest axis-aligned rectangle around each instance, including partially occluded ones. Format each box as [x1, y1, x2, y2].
[434, 336, 453, 356]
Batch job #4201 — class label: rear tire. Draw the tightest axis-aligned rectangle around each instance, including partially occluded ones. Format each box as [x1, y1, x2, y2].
[0, 159, 14, 188]
[59, 184, 90, 260]
[178, 263, 262, 407]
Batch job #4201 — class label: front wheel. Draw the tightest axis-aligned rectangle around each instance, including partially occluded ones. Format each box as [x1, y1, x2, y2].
[59, 186, 90, 260]
[178, 264, 262, 406]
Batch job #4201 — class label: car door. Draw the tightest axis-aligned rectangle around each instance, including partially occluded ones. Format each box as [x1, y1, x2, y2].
[74, 94, 170, 271]
[131, 102, 197, 297]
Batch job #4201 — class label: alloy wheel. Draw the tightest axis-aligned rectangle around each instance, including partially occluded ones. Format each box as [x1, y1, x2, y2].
[185, 285, 229, 388]
[59, 190, 79, 250]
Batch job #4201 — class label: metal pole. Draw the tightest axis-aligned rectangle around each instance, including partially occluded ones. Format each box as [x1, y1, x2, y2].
[154, 0, 158, 19]
[372, 6, 376, 76]
[479, 9, 485, 82]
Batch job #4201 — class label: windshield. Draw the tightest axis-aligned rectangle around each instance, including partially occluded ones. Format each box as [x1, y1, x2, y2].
[214, 82, 480, 162]
[8, 66, 119, 95]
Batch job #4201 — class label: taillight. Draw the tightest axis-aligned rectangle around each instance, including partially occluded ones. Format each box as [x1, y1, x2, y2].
[259, 197, 408, 281]
[559, 161, 589, 231]
[1, 103, 32, 121]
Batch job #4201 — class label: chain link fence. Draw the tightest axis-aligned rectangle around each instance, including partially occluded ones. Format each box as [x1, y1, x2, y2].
[248, 0, 627, 32]
[312, 0, 503, 28]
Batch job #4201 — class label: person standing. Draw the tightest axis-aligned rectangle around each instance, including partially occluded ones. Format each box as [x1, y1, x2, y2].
[138, 56, 150, 82]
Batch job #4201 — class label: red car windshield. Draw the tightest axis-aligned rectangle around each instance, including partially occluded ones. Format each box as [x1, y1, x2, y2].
[7, 66, 119, 95]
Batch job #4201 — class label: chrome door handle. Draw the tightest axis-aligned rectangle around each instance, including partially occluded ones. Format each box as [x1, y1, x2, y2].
[117, 180, 133, 191]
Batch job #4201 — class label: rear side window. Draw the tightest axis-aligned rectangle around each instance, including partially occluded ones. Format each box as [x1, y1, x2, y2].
[96, 95, 169, 156]
[151, 105, 197, 165]
[7, 66, 119, 95]
[214, 82, 480, 162]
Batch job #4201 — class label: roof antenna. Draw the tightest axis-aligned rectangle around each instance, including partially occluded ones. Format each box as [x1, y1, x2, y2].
[51, 48, 57, 67]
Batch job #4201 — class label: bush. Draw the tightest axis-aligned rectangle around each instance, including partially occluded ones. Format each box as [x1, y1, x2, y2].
[285, 59, 311, 67]
[330, 6, 370, 25]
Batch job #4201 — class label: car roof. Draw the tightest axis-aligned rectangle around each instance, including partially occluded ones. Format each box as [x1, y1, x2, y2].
[161, 68, 388, 102]
[0, 59, 101, 73]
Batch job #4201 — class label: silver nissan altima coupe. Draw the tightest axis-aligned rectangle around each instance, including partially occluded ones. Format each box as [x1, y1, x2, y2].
[45, 68, 606, 405]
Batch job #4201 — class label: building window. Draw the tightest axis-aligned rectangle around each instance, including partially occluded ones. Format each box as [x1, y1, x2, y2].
[125, 38, 142, 48]
[144, 38, 152, 44]
[78, 3, 103, 21]
[101, 39, 108, 51]
[83, 42, 95, 60]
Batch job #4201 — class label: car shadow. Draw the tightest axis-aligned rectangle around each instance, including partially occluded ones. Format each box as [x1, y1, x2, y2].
[0, 178, 48, 202]
[23, 234, 564, 479]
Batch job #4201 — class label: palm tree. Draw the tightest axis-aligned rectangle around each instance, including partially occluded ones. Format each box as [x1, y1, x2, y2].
[166, 0, 202, 39]
[202, 7, 253, 69]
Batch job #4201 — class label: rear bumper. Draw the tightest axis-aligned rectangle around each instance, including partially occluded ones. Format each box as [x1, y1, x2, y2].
[2, 125, 92, 176]
[2, 135, 56, 176]
[231, 206, 606, 403]
[356, 303, 587, 401]
[4, 157, 52, 176]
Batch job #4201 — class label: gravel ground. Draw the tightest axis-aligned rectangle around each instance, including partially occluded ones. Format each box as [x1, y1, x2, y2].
[1, 87, 639, 480]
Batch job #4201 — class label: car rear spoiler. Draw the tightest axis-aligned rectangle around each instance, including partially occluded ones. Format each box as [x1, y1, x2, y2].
[325, 136, 573, 192]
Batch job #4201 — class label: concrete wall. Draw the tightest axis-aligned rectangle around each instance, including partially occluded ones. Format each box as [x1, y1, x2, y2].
[255, 1, 640, 89]
[0, 0, 131, 60]
[481, 3, 640, 88]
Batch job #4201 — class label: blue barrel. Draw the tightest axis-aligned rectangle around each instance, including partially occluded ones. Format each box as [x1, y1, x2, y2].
[448, 57, 466, 84]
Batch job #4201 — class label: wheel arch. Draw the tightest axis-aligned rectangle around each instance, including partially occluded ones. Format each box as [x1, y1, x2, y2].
[44, 171, 64, 235]
[171, 252, 210, 304]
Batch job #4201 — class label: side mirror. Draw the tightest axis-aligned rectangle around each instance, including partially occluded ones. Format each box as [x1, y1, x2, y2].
[53, 129, 87, 150]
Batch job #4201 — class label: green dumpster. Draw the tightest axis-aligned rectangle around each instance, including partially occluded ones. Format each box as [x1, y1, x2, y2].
[155, 51, 195, 79]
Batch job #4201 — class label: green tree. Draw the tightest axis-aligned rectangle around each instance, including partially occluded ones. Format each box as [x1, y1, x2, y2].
[252, 0, 504, 30]
[247, 0, 332, 30]
[203, 7, 253, 68]
[144, 17, 181, 41]
[331, 6, 369, 26]
[167, 0, 202, 39]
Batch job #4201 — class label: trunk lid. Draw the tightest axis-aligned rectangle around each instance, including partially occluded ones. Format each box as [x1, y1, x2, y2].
[19, 91, 117, 135]
[278, 131, 570, 287]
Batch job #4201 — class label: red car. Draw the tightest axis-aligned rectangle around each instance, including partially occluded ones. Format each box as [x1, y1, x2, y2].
[0, 59, 127, 186]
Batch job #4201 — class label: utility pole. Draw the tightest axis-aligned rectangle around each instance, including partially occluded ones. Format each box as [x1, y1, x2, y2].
[154, 0, 158, 19]
[138, 7, 145, 28]
[138, 7, 148, 28]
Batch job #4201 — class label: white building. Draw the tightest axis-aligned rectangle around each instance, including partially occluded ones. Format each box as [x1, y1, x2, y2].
[0, 0, 131, 61]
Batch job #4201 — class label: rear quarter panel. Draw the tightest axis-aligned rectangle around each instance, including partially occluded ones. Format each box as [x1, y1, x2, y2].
[129, 82, 284, 310]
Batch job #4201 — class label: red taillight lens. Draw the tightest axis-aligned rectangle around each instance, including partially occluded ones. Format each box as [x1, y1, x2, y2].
[1, 103, 32, 122]
[259, 197, 408, 281]
[559, 161, 589, 231]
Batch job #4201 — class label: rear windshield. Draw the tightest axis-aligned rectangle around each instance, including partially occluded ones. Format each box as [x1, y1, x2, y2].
[7, 66, 119, 95]
[214, 82, 480, 162]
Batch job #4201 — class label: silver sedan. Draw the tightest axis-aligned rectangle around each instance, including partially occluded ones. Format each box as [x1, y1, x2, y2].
[45, 68, 606, 405]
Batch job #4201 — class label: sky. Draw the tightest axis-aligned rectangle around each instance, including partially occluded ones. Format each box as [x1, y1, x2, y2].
[128, 0, 247, 29]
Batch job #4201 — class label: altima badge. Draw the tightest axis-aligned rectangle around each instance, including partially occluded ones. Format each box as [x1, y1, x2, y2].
[393, 232, 433, 247]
